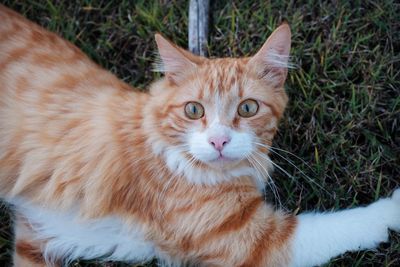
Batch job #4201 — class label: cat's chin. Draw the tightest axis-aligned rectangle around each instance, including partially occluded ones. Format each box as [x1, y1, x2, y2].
[161, 145, 254, 184]
[205, 156, 244, 170]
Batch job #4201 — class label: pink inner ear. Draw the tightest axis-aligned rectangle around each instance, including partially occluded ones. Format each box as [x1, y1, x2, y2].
[154, 34, 197, 85]
[248, 24, 291, 87]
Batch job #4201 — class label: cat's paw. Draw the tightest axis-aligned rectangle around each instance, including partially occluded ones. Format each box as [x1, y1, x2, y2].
[378, 188, 400, 232]
[389, 188, 400, 232]
[368, 189, 400, 233]
[392, 188, 400, 203]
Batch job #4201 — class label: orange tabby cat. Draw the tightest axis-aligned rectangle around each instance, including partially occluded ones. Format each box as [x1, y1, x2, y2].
[0, 5, 399, 267]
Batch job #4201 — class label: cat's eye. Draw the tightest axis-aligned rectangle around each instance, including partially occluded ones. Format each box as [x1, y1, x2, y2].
[238, 99, 259, 118]
[185, 102, 204, 120]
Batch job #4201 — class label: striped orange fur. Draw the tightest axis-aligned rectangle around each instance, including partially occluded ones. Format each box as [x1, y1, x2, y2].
[0, 4, 295, 267]
[2, 5, 400, 267]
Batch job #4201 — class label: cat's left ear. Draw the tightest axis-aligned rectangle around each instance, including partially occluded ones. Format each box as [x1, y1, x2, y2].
[248, 23, 291, 88]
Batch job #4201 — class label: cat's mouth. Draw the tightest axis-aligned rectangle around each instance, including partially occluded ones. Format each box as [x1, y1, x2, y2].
[207, 153, 241, 166]
[212, 154, 236, 162]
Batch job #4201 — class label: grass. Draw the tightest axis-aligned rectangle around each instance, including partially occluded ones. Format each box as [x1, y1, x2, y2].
[0, 0, 399, 266]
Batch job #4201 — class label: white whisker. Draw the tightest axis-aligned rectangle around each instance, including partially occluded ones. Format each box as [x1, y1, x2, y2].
[248, 154, 282, 208]
[253, 142, 332, 196]
[256, 140, 315, 172]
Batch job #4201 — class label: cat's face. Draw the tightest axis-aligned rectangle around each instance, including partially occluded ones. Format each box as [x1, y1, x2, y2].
[146, 24, 291, 184]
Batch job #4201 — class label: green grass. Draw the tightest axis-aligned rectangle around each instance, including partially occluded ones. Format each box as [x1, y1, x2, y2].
[1, 0, 399, 266]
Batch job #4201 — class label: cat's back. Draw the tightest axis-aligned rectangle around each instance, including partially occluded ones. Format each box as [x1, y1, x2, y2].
[0, 5, 143, 199]
[0, 5, 102, 94]
[0, 4, 137, 132]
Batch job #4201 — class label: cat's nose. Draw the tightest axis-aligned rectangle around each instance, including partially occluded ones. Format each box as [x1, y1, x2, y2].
[209, 136, 231, 151]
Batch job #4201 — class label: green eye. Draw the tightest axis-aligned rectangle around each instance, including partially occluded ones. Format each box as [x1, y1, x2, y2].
[238, 99, 259, 118]
[185, 102, 204, 120]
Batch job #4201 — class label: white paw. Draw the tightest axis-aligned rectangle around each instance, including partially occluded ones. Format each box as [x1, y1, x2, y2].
[392, 188, 400, 203]
[369, 189, 400, 232]
[384, 188, 400, 232]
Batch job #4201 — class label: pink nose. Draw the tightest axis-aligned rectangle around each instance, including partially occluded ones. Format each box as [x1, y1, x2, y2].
[209, 136, 231, 151]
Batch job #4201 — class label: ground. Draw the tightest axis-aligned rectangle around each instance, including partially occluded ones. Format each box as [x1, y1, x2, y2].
[0, 0, 399, 266]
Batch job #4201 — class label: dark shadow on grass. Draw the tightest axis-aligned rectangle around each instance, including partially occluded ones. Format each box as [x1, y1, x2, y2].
[0, 201, 13, 267]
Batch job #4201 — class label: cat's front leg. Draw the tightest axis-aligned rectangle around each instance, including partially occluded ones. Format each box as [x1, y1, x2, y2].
[290, 188, 400, 267]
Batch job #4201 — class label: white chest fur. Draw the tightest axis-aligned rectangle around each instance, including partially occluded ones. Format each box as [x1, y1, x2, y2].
[11, 199, 156, 264]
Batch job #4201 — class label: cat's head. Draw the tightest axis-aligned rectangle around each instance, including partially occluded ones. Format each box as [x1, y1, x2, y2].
[144, 24, 291, 185]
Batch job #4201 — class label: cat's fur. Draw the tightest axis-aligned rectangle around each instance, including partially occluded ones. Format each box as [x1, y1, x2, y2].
[0, 5, 399, 267]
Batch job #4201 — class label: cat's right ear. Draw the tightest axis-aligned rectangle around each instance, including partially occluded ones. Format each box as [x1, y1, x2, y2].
[154, 34, 198, 85]
[248, 23, 292, 88]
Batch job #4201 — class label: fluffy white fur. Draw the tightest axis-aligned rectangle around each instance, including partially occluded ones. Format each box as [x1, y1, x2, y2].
[290, 188, 400, 267]
[264, 51, 295, 69]
[11, 199, 155, 265]
[163, 145, 257, 185]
